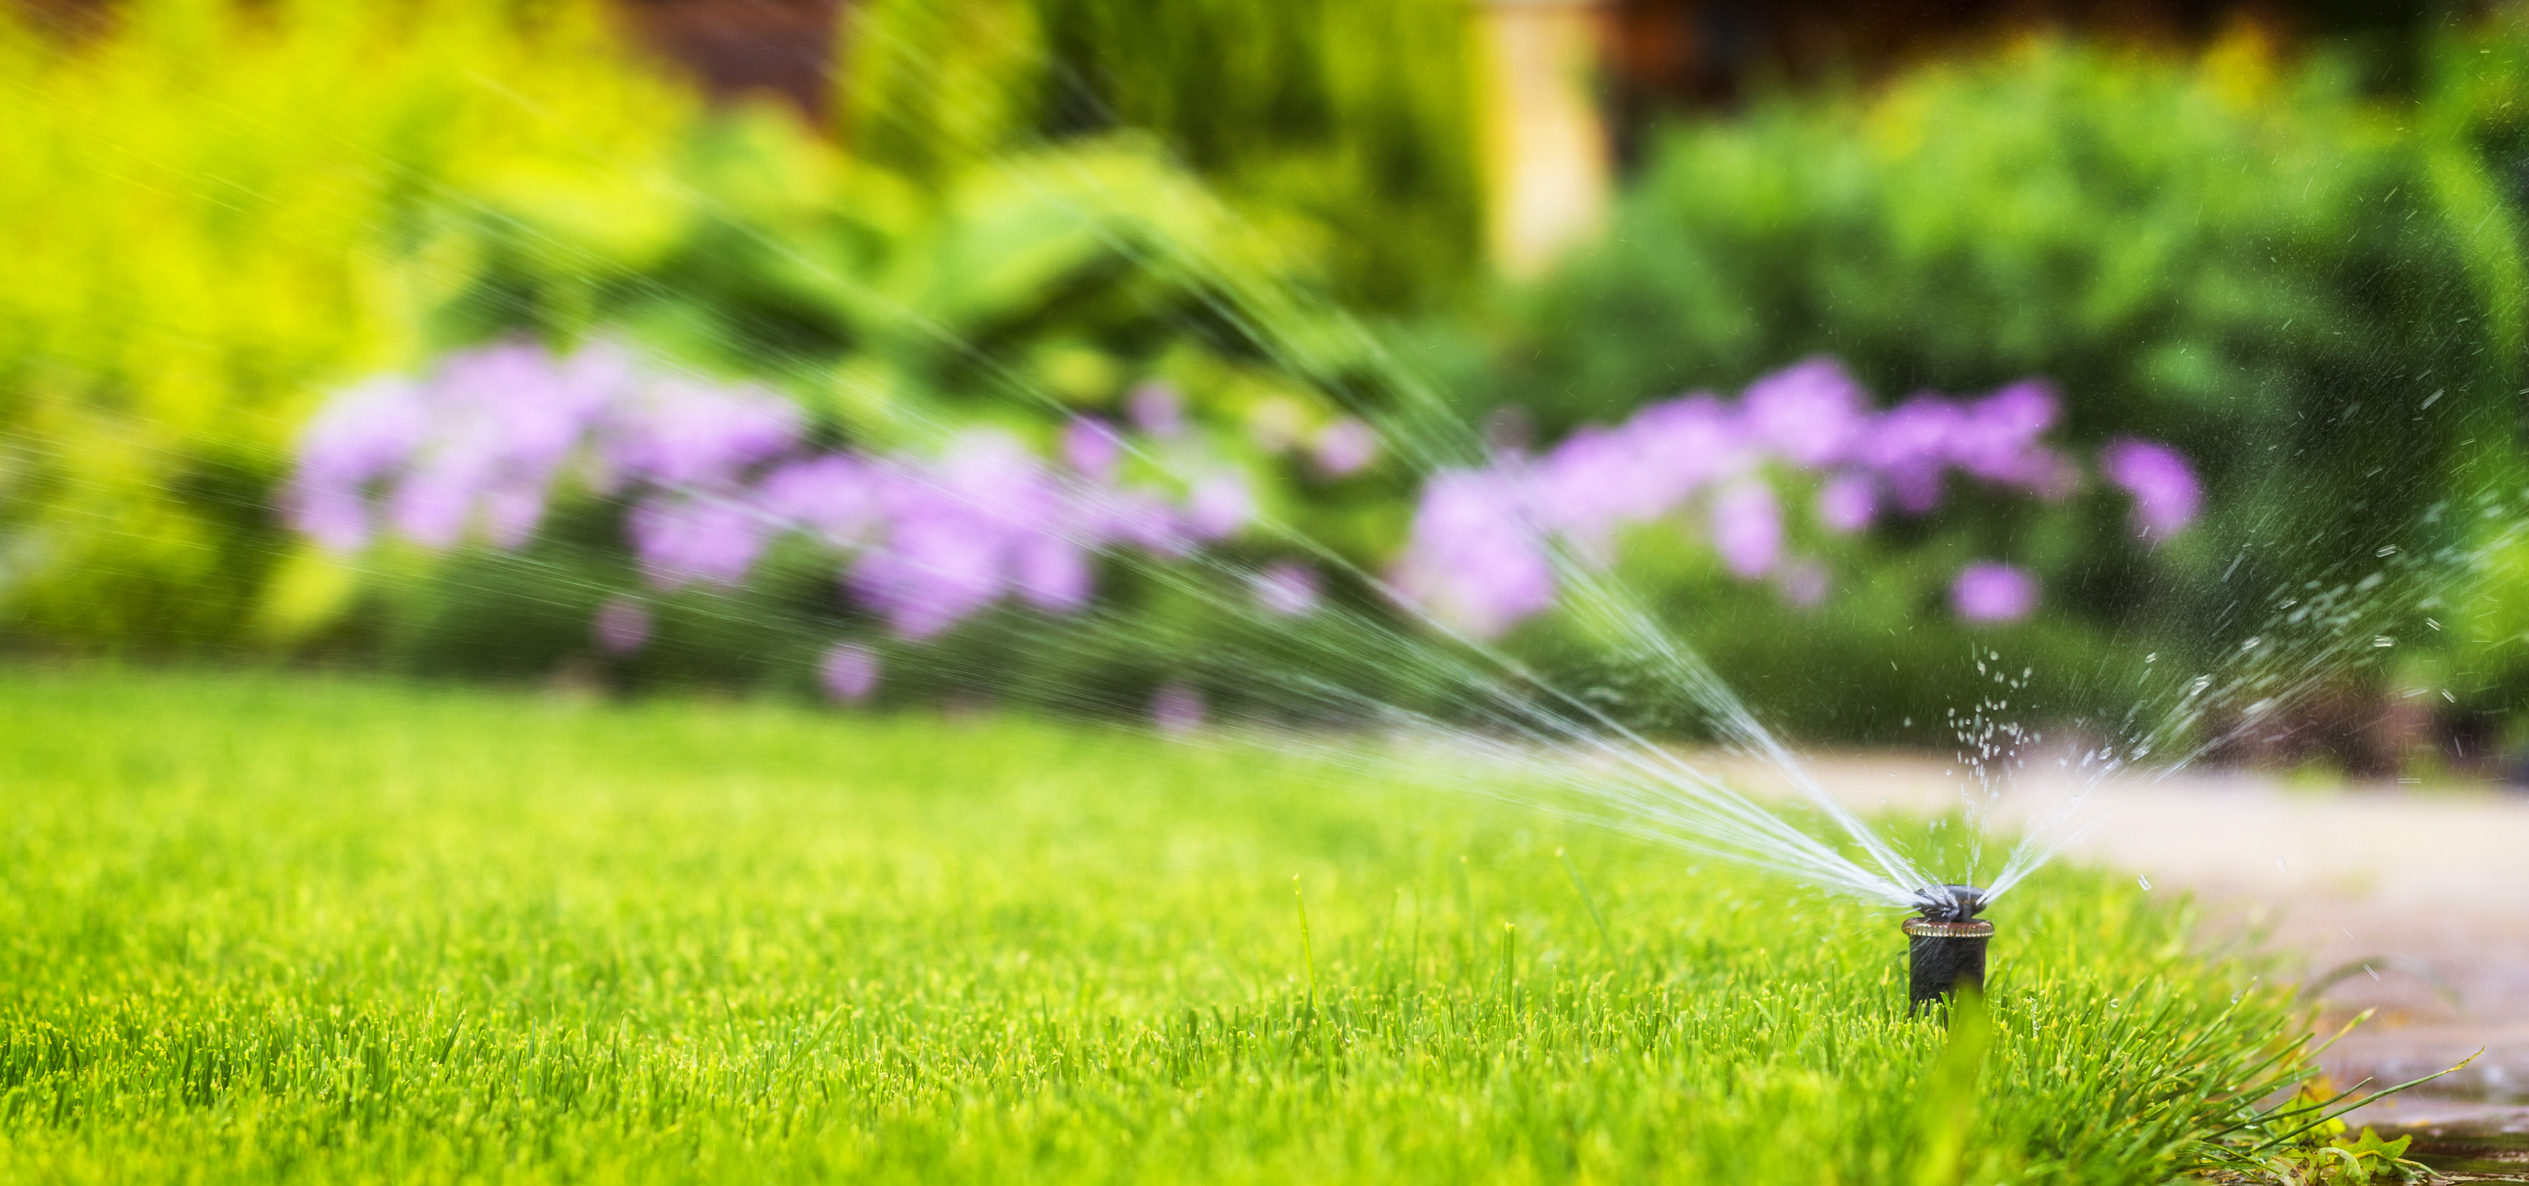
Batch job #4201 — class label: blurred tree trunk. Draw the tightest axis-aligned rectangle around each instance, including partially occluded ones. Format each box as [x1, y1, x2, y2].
[1478, 0, 1612, 277]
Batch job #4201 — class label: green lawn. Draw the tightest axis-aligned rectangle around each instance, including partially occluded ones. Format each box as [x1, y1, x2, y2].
[0, 668, 2313, 1183]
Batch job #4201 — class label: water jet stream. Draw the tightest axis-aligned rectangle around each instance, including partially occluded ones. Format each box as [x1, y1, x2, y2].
[231, 23, 2529, 934]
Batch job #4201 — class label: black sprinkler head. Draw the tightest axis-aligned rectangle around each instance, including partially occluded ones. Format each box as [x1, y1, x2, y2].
[1913, 884, 1988, 922]
[1903, 884, 1993, 1014]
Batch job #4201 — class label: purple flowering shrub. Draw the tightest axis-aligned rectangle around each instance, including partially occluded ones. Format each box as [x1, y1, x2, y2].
[1391, 358, 2201, 638]
[288, 340, 1276, 701]
[285, 343, 2199, 729]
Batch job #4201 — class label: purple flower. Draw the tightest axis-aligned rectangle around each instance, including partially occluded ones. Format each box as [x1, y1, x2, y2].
[1082, 487, 1190, 557]
[1252, 562, 1321, 616]
[1951, 562, 2039, 623]
[389, 458, 489, 548]
[593, 596, 651, 655]
[1532, 396, 1747, 553]
[1708, 480, 1782, 577]
[1815, 472, 1878, 534]
[289, 488, 375, 553]
[411, 342, 615, 547]
[305, 341, 2140, 665]
[1150, 680, 1204, 735]
[1127, 381, 1185, 437]
[477, 480, 548, 550]
[287, 376, 431, 550]
[1860, 394, 1966, 514]
[290, 341, 672, 553]
[1312, 418, 1380, 477]
[449, 343, 610, 477]
[1392, 469, 1557, 638]
[1061, 417, 1125, 481]
[939, 432, 1059, 537]
[1618, 395, 1748, 507]
[756, 455, 879, 547]
[850, 511, 1006, 638]
[627, 497, 768, 587]
[2100, 437, 2201, 542]
[1742, 358, 1865, 468]
[1532, 425, 1638, 550]
[842, 435, 1046, 636]
[1186, 472, 1254, 540]
[296, 377, 430, 488]
[602, 376, 800, 491]
[820, 642, 881, 702]
[291, 346, 1317, 645]
[1948, 381, 2066, 492]
[1013, 536, 1093, 613]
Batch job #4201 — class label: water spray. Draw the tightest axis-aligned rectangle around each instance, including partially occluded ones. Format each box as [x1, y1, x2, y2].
[1904, 884, 1992, 1014]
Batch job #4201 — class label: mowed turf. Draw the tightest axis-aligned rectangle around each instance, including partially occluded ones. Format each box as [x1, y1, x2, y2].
[0, 668, 2309, 1183]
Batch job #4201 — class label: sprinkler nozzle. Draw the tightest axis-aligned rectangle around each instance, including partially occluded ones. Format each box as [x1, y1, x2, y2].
[1903, 884, 1992, 1014]
[1912, 884, 1988, 922]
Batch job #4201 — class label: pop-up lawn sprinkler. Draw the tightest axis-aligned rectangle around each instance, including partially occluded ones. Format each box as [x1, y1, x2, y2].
[1904, 884, 1991, 1014]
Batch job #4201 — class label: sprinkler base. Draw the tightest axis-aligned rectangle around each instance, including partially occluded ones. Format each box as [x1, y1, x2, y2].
[1903, 917, 1993, 1014]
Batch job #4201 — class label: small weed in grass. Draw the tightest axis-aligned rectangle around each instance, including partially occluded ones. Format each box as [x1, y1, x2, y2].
[0, 669, 2326, 1183]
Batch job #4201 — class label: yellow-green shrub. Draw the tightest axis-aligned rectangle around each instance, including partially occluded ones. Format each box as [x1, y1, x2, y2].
[0, 0, 700, 649]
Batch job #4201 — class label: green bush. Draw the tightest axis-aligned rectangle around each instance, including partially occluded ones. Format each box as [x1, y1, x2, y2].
[842, 0, 1485, 312]
[26, 1, 2529, 756]
[351, 117, 1440, 689]
[1444, 31, 2529, 740]
[0, 0, 703, 650]
[0, 0, 1425, 672]
[2418, 13, 2529, 733]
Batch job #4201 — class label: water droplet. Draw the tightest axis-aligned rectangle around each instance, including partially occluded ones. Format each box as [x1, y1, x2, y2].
[2144, 652, 2157, 663]
[2136, 874, 2151, 891]
[2376, 545, 2399, 558]
[2372, 635, 2395, 648]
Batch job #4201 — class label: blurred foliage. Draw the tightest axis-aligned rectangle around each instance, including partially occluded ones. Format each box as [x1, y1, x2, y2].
[1502, 508, 2143, 746]
[434, 108, 1426, 550]
[2428, 11, 2529, 737]
[0, 0, 702, 650]
[24, 0, 2529, 760]
[0, 0, 1422, 670]
[345, 0, 1485, 686]
[524, 119, 1403, 457]
[1436, 28, 2529, 743]
[841, 0, 1485, 312]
